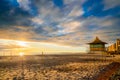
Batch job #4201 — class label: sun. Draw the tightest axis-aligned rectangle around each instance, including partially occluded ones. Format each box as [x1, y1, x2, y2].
[17, 41, 27, 47]
[19, 52, 24, 56]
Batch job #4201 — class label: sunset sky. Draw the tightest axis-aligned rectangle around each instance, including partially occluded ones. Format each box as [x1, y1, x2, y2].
[0, 0, 120, 55]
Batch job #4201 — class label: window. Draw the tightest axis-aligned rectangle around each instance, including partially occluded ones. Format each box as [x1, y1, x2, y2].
[118, 46, 120, 51]
[90, 44, 104, 48]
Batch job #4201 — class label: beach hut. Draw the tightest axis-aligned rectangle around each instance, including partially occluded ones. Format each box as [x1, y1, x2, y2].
[88, 37, 107, 54]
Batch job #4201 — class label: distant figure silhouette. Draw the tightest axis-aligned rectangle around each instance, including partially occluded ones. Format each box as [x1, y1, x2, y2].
[42, 51, 44, 56]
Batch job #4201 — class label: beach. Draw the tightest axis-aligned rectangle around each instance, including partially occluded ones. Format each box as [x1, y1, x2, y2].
[0, 54, 119, 80]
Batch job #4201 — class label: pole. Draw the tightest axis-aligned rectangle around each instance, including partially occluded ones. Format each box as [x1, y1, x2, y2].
[21, 56, 24, 79]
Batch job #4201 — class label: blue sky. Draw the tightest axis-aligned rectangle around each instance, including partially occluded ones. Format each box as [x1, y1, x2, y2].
[0, 0, 120, 53]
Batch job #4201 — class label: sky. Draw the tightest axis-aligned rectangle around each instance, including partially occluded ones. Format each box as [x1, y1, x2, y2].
[0, 0, 120, 55]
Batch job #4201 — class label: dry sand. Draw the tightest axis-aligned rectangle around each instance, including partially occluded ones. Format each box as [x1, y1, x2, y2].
[0, 54, 119, 80]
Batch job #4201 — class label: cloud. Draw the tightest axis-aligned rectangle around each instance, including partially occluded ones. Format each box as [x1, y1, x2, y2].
[17, 0, 31, 11]
[80, 16, 120, 44]
[60, 21, 82, 33]
[103, 0, 120, 10]
[64, 0, 86, 5]
[31, 17, 44, 25]
[0, 43, 24, 50]
[50, 15, 120, 46]
[0, 0, 120, 48]
[68, 6, 83, 17]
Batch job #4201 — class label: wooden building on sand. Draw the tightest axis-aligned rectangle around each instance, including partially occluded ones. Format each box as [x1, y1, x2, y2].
[87, 37, 107, 54]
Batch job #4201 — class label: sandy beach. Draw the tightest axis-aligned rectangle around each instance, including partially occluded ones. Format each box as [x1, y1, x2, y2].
[0, 54, 119, 80]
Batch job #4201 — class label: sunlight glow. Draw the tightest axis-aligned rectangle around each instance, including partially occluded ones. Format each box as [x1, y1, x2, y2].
[19, 52, 24, 56]
[17, 41, 27, 47]
[0, 39, 87, 56]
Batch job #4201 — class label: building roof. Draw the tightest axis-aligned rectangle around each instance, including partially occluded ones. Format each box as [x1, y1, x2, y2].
[88, 37, 107, 44]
